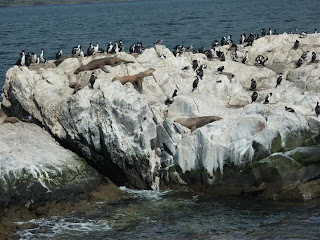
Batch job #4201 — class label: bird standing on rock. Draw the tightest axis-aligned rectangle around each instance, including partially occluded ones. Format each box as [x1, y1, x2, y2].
[56, 49, 62, 60]
[89, 72, 96, 89]
[311, 52, 317, 63]
[251, 92, 258, 103]
[296, 57, 304, 68]
[217, 66, 224, 74]
[285, 106, 295, 113]
[250, 79, 256, 90]
[264, 93, 272, 104]
[192, 60, 198, 71]
[242, 51, 248, 64]
[275, 73, 283, 88]
[316, 102, 320, 117]
[192, 77, 200, 92]
[293, 40, 299, 49]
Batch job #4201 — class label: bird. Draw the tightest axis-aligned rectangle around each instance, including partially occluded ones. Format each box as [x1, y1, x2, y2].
[159, 54, 166, 59]
[242, 51, 248, 64]
[164, 89, 178, 105]
[264, 93, 272, 104]
[87, 43, 94, 56]
[220, 52, 225, 61]
[316, 102, 320, 117]
[40, 48, 47, 63]
[293, 40, 299, 50]
[250, 79, 256, 90]
[217, 66, 224, 74]
[192, 60, 198, 71]
[301, 51, 309, 60]
[251, 92, 258, 103]
[56, 49, 62, 60]
[311, 52, 317, 63]
[196, 66, 204, 79]
[89, 72, 96, 89]
[16, 50, 25, 66]
[285, 106, 295, 113]
[192, 77, 200, 92]
[275, 73, 283, 88]
[154, 39, 163, 44]
[296, 57, 304, 68]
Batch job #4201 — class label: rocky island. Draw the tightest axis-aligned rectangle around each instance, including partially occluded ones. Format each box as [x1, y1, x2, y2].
[1, 33, 320, 217]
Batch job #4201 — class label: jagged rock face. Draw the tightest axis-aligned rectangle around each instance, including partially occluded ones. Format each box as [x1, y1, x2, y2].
[0, 122, 104, 207]
[2, 34, 320, 195]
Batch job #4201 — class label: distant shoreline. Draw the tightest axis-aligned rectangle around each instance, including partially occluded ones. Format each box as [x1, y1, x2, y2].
[0, 0, 140, 8]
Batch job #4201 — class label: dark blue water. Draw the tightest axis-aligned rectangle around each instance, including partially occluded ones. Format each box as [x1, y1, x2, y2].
[1, 0, 320, 101]
[16, 188, 320, 239]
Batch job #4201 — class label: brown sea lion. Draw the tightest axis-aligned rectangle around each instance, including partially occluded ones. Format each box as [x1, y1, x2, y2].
[74, 57, 134, 74]
[54, 54, 77, 67]
[2, 117, 20, 124]
[69, 82, 87, 94]
[112, 68, 156, 93]
[174, 116, 222, 132]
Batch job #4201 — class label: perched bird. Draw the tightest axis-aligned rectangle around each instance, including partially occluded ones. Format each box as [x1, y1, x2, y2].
[118, 40, 124, 52]
[212, 40, 219, 49]
[242, 51, 248, 64]
[301, 51, 309, 60]
[314, 29, 318, 34]
[172, 89, 178, 98]
[25, 52, 32, 66]
[260, 28, 267, 37]
[250, 79, 256, 90]
[192, 77, 200, 92]
[107, 42, 114, 54]
[300, 31, 307, 38]
[296, 57, 304, 68]
[251, 92, 258, 103]
[217, 66, 224, 74]
[316, 102, 320, 117]
[89, 72, 96, 89]
[275, 73, 283, 88]
[154, 39, 163, 44]
[40, 48, 47, 63]
[311, 52, 317, 63]
[56, 49, 62, 60]
[72, 44, 81, 55]
[196, 65, 204, 79]
[87, 43, 94, 56]
[264, 93, 272, 104]
[220, 52, 225, 61]
[285, 106, 295, 113]
[192, 60, 198, 71]
[293, 40, 299, 50]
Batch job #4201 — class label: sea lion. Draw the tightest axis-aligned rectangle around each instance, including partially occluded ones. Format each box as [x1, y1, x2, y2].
[174, 116, 222, 132]
[54, 54, 77, 66]
[69, 82, 87, 94]
[112, 68, 155, 93]
[74, 57, 134, 74]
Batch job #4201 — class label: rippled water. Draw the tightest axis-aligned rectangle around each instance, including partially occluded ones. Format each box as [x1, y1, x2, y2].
[16, 188, 320, 239]
[1, 0, 320, 101]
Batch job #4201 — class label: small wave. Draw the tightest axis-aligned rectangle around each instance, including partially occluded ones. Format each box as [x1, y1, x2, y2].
[16, 216, 111, 239]
[119, 186, 171, 201]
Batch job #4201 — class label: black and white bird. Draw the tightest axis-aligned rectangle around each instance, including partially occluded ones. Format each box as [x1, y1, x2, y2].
[296, 57, 304, 68]
[293, 40, 299, 50]
[192, 77, 200, 92]
[25, 52, 32, 66]
[56, 49, 62, 60]
[154, 39, 162, 44]
[164, 89, 178, 105]
[212, 40, 219, 49]
[275, 73, 283, 88]
[196, 65, 204, 78]
[31, 53, 37, 64]
[89, 72, 96, 89]
[260, 28, 267, 37]
[250, 79, 256, 90]
[221, 37, 227, 46]
[87, 43, 94, 56]
[251, 92, 258, 103]
[40, 48, 47, 63]
[264, 93, 272, 104]
[16, 50, 25, 66]
[301, 51, 309, 60]
[311, 52, 317, 63]
[217, 66, 224, 74]
[285, 106, 295, 113]
[240, 34, 246, 44]
[106, 42, 113, 54]
[119, 40, 124, 52]
[72, 45, 81, 55]
[242, 51, 248, 64]
[316, 102, 320, 117]
[112, 42, 119, 53]
[220, 52, 225, 61]
[314, 29, 318, 34]
[192, 60, 198, 71]
[93, 43, 99, 55]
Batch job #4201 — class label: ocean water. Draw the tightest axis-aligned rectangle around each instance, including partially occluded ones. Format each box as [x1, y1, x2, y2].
[16, 188, 320, 239]
[1, 0, 320, 101]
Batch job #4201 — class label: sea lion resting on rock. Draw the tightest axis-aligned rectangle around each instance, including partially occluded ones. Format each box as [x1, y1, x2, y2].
[74, 57, 134, 74]
[54, 54, 77, 67]
[112, 68, 156, 93]
[175, 116, 222, 132]
[0, 109, 20, 125]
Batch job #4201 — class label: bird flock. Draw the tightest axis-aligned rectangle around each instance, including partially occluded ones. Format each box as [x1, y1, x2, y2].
[14, 27, 320, 116]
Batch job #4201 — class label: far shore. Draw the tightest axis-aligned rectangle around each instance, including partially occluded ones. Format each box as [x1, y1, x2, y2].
[0, 0, 144, 8]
